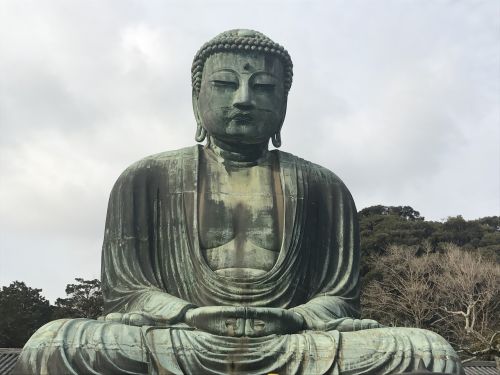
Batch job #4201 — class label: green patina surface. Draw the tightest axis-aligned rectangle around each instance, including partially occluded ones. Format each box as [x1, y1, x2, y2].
[14, 29, 464, 375]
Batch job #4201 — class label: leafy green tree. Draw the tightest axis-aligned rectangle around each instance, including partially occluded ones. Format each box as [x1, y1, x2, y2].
[358, 206, 499, 273]
[358, 205, 423, 221]
[358, 205, 437, 278]
[431, 215, 483, 247]
[0, 281, 52, 347]
[53, 278, 103, 320]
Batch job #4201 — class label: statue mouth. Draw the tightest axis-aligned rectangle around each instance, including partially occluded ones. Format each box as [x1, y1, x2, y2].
[231, 113, 253, 123]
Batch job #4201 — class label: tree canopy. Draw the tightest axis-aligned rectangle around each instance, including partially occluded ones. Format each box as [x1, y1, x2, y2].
[0, 281, 52, 347]
[52, 278, 103, 320]
[0, 279, 103, 348]
[359, 205, 499, 272]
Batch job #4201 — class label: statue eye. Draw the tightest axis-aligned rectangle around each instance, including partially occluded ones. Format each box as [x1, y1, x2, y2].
[211, 80, 237, 89]
[253, 83, 275, 92]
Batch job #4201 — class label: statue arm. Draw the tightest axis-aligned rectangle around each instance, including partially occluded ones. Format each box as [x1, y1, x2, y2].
[290, 295, 359, 329]
[100, 161, 196, 324]
[288, 295, 385, 332]
[288, 168, 368, 330]
[102, 288, 196, 324]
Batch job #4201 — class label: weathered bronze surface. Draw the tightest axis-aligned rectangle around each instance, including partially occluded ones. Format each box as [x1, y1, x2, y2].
[14, 29, 464, 374]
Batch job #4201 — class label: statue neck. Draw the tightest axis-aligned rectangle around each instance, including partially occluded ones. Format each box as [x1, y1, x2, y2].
[207, 138, 269, 167]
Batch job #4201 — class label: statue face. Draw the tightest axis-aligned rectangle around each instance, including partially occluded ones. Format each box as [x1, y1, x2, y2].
[196, 52, 286, 145]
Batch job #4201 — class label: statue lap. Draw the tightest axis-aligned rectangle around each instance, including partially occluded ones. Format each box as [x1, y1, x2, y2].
[15, 318, 462, 374]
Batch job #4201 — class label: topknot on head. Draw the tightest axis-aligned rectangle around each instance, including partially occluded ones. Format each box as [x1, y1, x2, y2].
[191, 29, 293, 96]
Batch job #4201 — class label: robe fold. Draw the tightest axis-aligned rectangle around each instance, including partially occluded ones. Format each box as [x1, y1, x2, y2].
[14, 145, 464, 374]
[102, 145, 360, 326]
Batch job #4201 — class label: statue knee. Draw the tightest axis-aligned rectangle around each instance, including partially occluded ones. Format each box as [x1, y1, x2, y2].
[417, 328, 458, 355]
[398, 327, 455, 351]
[23, 319, 72, 348]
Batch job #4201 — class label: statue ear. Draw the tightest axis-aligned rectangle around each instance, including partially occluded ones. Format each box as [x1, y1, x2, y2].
[279, 99, 288, 129]
[272, 98, 287, 148]
[192, 92, 207, 142]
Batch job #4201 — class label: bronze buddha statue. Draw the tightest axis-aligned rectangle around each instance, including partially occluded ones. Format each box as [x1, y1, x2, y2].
[15, 29, 464, 375]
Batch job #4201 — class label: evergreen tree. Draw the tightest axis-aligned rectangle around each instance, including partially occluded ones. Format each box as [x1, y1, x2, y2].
[0, 281, 52, 347]
[53, 278, 103, 320]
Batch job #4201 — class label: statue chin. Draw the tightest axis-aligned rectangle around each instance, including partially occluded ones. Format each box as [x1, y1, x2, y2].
[13, 29, 465, 375]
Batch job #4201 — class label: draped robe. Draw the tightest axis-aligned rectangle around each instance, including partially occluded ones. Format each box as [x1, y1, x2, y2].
[102, 145, 360, 325]
[14, 146, 464, 374]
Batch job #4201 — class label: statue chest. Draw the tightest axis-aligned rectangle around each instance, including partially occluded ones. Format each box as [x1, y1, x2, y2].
[198, 150, 283, 277]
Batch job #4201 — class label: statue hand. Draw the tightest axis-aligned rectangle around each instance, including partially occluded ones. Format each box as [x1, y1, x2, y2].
[183, 306, 304, 337]
[184, 306, 246, 336]
[334, 318, 383, 332]
[103, 312, 164, 327]
[244, 307, 304, 337]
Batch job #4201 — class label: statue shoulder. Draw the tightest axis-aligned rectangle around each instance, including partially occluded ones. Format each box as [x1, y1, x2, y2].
[111, 145, 198, 190]
[277, 150, 351, 192]
[127, 146, 197, 171]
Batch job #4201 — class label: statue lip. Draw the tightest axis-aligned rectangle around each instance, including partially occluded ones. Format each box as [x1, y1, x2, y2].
[231, 112, 253, 122]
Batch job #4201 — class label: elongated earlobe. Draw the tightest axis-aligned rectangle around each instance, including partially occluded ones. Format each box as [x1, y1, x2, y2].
[192, 93, 206, 143]
[271, 132, 281, 148]
[195, 124, 207, 142]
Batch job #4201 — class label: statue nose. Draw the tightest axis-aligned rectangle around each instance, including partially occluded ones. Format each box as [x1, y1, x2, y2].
[233, 82, 255, 110]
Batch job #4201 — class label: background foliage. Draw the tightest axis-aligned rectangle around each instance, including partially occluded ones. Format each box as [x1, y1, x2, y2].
[0, 278, 103, 347]
[359, 206, 499, 361]
[1, 205, 498, 361]
[0, 281, 52, 347]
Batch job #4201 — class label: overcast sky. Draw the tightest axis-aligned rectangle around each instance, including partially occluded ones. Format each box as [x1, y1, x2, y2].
[1, 0, 499, 302]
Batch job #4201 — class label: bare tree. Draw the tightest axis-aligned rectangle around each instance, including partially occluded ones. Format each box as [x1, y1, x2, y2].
[361, 243, 500, 363]
[362, 244, 437, 328]
[432, 244, 500, 363]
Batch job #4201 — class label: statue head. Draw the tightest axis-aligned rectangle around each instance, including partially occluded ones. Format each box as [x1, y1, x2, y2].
[191, 29, 293, 148]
